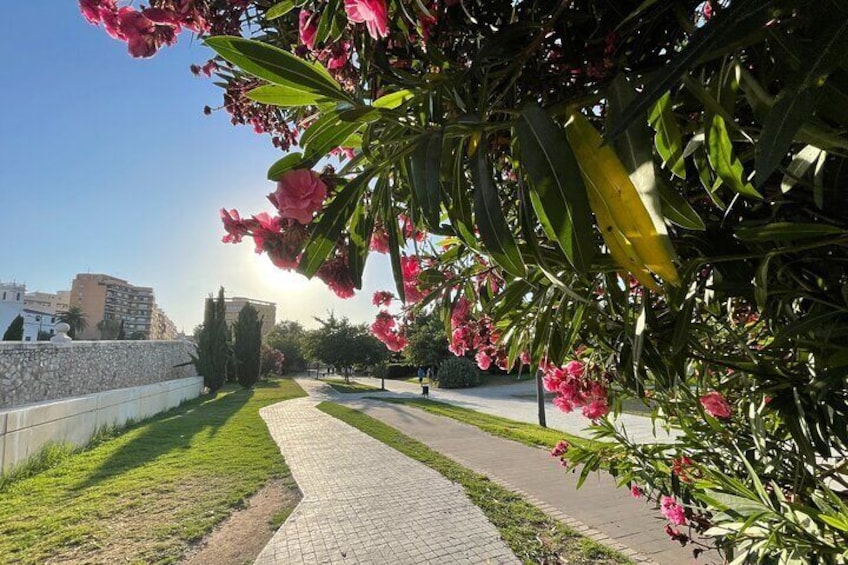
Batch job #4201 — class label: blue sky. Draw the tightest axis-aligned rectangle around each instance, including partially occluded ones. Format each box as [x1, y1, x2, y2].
[0, 3, 392, 331]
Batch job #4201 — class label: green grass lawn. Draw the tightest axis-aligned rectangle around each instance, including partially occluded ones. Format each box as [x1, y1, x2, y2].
[0, 378, 306, 565]
[317, 402, 629, 565]
[372, 396, 594, 449]
[320, 378, 386, 393]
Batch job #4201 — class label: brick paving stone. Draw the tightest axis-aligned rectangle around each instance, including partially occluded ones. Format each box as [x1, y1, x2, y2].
[254, 388, 519, 565]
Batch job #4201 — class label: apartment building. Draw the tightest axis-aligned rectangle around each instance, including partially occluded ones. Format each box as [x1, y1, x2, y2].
[69, 274, 176, 340]
[223, 296, 276, 336]
[150, 304, 179, 340]
[24, 290, 70, 314]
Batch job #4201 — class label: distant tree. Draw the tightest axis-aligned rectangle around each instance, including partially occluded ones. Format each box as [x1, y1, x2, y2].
[116, 320, 126, 340]
[193, 287, 230, 393]
[194, 296, 216, 387]
[403, 314, 450, 369]
[302, 312, 389, 382]
[232, 302, 262, 388]
[97, 318, 122, 340]
[214, 288, 235, 384]
[264, 320, 307, 371]
[129, 331, 147, 340]
[56, 306, 87, 339]
[37, 330, 52, 341]
[2, 315, 24, 341]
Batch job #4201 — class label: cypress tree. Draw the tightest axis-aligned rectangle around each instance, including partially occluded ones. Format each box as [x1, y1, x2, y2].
[233, 303, 262, 388]
[2, 315, 24, 341]
[213, 288, 230, 386]
[117, 320, 126, 340]
[195, 295, 223, 392]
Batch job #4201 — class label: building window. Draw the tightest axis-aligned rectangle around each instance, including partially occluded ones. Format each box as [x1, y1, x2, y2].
[16, 293, 21, 301]
[2, 292, 5, 300]
[25, 336, 31, 341]
[35, 316, 41, 322]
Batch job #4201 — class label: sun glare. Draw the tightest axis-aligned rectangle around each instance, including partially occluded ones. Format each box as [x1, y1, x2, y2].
[253, 254, 312, 292]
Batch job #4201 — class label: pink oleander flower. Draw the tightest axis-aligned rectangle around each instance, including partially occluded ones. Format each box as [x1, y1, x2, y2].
[475, 350, 492, 371]
[563, 359, 585, 378]
[298, 10, 318, 50]
[519, 351, 532, 366]
[581, 398, 609, 420]
[449, 325, 470, 356]
[672, 456, 696, 483]
[542, 373, 562, 393]
[494, 351, 511, 371]
[326, 41, 351, 69]
[372, 291, 394, 307]
[664, 524, 690, 545]
[552, 395, 574, 413]
[401, 255, 424, 303]
[344, 0, 389, 40]
[399, 213, 426, 242]
[371, 312, 407, 351]
[660, 496, 687, 526]
[550, 440, 571, 457]
[370, 225, 390, 253]
[450, 297, 470, 329]
[250, 212, 282, 253]
[220, 208, 248, 244]
[270, 169, 328, 224]
[329, 146, 356, 160]
[630, 484, 642, 498]
[700, 391, 732, 419]
[80, 0, 113, 24]
[264, 221, 308, 271]
[316, 255, 355, 298]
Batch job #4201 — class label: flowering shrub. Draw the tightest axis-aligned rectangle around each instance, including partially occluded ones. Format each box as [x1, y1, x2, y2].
[260, 344, 286, 376]
[84, 1, 848, 562]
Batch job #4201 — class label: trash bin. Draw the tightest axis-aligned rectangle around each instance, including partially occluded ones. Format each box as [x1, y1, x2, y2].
[422, 385, 429, 397]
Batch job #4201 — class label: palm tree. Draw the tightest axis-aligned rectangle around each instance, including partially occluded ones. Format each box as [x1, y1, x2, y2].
[57, 306, 88, 339]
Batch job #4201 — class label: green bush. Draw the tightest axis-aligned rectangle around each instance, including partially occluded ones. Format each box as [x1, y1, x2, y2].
[434, 358, 481, 389]
[386, 363, 416, 379]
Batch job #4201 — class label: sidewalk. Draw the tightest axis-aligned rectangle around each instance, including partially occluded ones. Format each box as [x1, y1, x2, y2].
[354, 376, 674, 444]
[339, 395, 696, 565]
[255, 391, 518, 564]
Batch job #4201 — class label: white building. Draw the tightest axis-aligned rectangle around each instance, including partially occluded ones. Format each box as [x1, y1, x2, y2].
[0, 282, 59, 342]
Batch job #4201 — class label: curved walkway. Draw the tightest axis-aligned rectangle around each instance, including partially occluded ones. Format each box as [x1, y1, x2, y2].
[254, 382, 519, 564]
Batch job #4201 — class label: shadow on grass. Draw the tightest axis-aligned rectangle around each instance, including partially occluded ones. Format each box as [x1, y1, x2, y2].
[74, 384, 252, 490]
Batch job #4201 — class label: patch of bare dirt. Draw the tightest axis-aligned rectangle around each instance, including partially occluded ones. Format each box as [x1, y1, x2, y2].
[180, 480, 301, 565]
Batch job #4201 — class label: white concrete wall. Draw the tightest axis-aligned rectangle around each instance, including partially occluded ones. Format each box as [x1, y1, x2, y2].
[0, 376, 203, 474]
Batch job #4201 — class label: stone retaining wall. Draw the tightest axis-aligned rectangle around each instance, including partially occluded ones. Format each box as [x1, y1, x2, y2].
[0, 340, 197, 409]
[0, 376, 204, 472]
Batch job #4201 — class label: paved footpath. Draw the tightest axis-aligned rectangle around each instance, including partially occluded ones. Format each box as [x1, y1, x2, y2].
[354, 376, 675, 444]
[254, 383, 519, 564]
